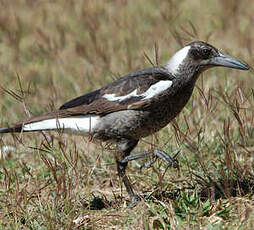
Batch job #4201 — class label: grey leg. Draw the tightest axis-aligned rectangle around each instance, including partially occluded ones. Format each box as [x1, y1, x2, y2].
[115, 138, 140, 206]
[139, 157, 157, 170]
[120, 152, 152, 163]
[120, 149, 180, 169]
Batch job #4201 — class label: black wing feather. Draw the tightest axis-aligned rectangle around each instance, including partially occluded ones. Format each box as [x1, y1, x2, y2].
[60, 89, 101, 110]
[59, 67, 174, 110]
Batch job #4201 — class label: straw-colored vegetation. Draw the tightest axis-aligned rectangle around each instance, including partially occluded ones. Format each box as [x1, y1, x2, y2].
[0, 0, 253, 229]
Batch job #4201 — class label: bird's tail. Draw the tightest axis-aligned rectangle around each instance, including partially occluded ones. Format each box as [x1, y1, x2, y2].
[0, 115, 100, 135]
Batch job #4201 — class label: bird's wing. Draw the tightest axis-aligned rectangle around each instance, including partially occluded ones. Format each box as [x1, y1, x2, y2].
[18, 67, 175, 125]
[60, 67, 174, 109]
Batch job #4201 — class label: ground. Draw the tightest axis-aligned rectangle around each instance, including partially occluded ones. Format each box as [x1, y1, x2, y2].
[0, 0, 254, 229]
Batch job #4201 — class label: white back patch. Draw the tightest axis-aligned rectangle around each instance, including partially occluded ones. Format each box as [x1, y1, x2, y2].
[103, 80, 173, 102]
[23, 115, 100, 134]
[165, 45, 190, 74]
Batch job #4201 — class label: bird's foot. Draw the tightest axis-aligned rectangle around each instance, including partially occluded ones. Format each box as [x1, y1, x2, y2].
[120, 149, 180, 170]
[127, 194, 141, 208]
[140, 149, 180, 170]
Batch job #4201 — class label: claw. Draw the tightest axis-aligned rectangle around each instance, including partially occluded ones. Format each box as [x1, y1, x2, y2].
[128, 194, 141, 208]
[172, 150, 180, 169]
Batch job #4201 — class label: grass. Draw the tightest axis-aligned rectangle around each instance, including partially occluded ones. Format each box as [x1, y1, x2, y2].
[0, 0, 253, 229]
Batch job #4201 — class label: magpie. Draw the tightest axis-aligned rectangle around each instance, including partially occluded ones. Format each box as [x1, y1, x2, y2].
[0, 41, 249, 206]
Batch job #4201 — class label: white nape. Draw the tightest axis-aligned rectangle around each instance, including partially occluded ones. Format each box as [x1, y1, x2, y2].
[23, 115, 100, 134]
[165, 45, 190, 75]
[103, 80, 173, 102]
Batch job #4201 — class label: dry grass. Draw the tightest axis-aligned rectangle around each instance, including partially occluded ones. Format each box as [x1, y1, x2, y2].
[0, 0, 253, 229]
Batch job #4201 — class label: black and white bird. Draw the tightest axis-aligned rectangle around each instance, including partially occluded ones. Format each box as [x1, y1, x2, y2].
[0, 41, 249, 206]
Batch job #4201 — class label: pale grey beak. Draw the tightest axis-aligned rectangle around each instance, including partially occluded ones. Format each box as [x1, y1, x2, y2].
[209, 51, 249, 70]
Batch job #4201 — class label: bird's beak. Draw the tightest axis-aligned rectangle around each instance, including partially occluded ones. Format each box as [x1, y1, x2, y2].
[208, 51, 249, 70]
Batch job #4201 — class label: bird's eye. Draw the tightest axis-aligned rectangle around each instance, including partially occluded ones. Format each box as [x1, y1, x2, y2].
[202, 48, 211, 57]
[190, 47, 212, 60]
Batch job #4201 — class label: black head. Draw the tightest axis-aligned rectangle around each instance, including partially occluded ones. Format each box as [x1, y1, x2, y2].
[165, 41, 249, 76]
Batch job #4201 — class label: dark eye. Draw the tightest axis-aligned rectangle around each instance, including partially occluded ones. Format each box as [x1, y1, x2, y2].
[202, 48, 211, 57]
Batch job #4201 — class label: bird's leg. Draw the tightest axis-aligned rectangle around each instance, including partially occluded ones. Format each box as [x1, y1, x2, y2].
[120, 149, 180, 170]
[115, 138, 140, 206]
[139, 149, 180, 170]
[120, 151, 152, 163]
[139, 156, 158, 170]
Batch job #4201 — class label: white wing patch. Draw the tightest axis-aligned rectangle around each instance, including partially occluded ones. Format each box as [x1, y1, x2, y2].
[141, 80, 173, 99]
[103, 80, 173, 102]
[23, 115, 100, 134]
[103, 89, 138, 102]
[165, 45, 190, 74]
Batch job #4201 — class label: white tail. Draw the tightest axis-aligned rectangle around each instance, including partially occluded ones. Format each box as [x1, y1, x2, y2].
[23, 115, 100, 134]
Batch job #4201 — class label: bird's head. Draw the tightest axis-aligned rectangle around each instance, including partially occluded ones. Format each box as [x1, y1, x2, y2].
[165, 41, 249, 78]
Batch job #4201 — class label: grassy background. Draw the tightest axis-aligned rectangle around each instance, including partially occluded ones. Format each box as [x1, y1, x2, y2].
[0, 0, 253, 229]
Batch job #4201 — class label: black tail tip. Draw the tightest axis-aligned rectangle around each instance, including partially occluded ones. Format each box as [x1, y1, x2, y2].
[0, 126, 22, 133]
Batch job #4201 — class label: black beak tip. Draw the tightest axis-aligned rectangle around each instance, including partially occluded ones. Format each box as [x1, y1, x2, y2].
[235, 59, 249, 70]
